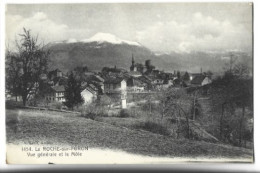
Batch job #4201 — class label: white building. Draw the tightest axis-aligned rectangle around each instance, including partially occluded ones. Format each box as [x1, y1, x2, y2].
[81, 86, 98, 104]
[104, 78, 127, 93]
[45, 85, 65, 102]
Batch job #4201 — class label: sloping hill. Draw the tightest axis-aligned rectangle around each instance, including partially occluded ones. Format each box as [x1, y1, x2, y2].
[6, 108, 253, 160]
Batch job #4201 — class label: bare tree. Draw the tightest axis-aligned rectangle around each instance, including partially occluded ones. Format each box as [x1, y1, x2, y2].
[6, 28, 49, 106]
[162, 88, 193, 139]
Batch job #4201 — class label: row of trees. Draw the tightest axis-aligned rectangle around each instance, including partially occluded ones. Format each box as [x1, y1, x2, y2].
[142, 58, 253, 145]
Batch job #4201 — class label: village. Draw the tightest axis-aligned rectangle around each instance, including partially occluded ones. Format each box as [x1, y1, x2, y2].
[5, 30, 254, 164]
[11, 54, 212, 110]
[5, 27, 253, 153]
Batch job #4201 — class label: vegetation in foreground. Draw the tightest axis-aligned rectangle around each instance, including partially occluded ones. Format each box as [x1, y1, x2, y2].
[6, 108, 253, 160]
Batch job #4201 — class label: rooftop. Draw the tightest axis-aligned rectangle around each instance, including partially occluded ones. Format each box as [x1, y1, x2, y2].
[191, 75, 206, 85]
[51, 85, 65, 92]
[104, 77, 125, 84]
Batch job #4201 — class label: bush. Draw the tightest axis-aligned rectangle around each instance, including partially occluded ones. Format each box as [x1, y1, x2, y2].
[27, 95, 50, 107]
[119, 109, 130, 118]
[80, 104, 109, 120]
[52, 102, 63, 110]
[135, 120, 170, 136]
[27, 98, 38, 107]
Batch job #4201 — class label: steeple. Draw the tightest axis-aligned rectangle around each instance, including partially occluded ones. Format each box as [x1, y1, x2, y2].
[132, 53, 135, 66]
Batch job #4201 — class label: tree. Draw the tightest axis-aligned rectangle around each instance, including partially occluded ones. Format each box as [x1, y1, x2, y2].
[177, 71, 181, 79]
[210, 62, 252, 144]
[182, 71, 190, 81]
[232, 63, 252, 146]
[6, 28, 49, 105]
[73, 66, 89, 81]
[159, 88, 193, 139]
[191, 90, 201, 120]
[64, 72, 84, 110]
[210, 72, 237, 141]
[6, 50, 23, 101]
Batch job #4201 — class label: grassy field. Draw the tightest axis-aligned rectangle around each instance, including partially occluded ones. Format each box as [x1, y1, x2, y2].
[6, 108, 253, 160]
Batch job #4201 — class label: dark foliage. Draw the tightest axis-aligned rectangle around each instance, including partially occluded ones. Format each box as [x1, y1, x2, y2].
[119, 109, 130, 118]
[136, 120, 170, 136]
[64, 72, 84, 109]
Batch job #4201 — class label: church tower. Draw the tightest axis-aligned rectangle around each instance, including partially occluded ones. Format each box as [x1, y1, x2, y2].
[130, 53, 136, 71]
[132, 53, 135, 66]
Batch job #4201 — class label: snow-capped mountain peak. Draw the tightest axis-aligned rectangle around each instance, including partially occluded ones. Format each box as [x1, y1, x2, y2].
[52, 38, 78, 44]
[80, 32, 141, 46]
[65, 38, 78, 43]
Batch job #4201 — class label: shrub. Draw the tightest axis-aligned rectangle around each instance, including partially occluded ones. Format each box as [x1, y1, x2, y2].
[135, 120, 170, 136]
[27, 95, 50, 107]
[80, 104, 97, 120]
[119, 109, 130, 118]
[52, 102, 63, 110]
[27, 98, 38, 107]
[80, 104, 109, 120]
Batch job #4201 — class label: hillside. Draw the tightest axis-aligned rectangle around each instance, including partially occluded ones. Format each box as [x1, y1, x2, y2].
[6, 108, 253, 162]
[45, 33, 253, 73]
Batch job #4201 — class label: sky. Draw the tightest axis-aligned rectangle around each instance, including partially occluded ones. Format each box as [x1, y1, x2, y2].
[5, 3, 253, 53]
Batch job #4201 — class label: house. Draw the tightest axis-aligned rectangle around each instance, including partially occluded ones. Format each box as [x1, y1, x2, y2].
[161, 79, 173, 89]
[137, 75, 153, 90]
[152, 78, 164, 85]
[104, 78, 127, 93]
[82, 75, 105, 94]
[45, 85, 65, 102]
[81, 85, 98, 104]
[191, 75, 212, 86]
[128, 71, 142, 78]
[48, 69, 63, 80]
[190, 73, 202, 81]
[52, 76, 68, 86]
[93, 75, 105, 83]
[127, 77, 146, 92]
[189, 68, 205, 81]
[102, 66, 126, 75]
[45, 82, 99, 104]
[39, 73, 48, 80]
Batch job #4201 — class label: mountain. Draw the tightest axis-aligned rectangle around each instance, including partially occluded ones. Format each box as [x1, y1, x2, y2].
[46, 33, 252, 74]
[81, 32, 141, 46]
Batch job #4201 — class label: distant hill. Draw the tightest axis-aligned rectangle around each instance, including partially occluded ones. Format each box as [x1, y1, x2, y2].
[45, 33, 253, 74]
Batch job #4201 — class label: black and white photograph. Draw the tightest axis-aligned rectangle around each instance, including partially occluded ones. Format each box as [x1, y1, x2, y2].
[4, 3, 254, 164]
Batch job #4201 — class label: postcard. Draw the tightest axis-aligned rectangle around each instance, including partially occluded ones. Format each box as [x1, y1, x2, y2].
[5, 3, 253, 164]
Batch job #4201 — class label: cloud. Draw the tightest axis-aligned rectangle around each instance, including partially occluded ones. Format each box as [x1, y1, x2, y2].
[6, 11, 252, 54]
[6, 12, 71, 48]
[136, 12, 252, 53]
